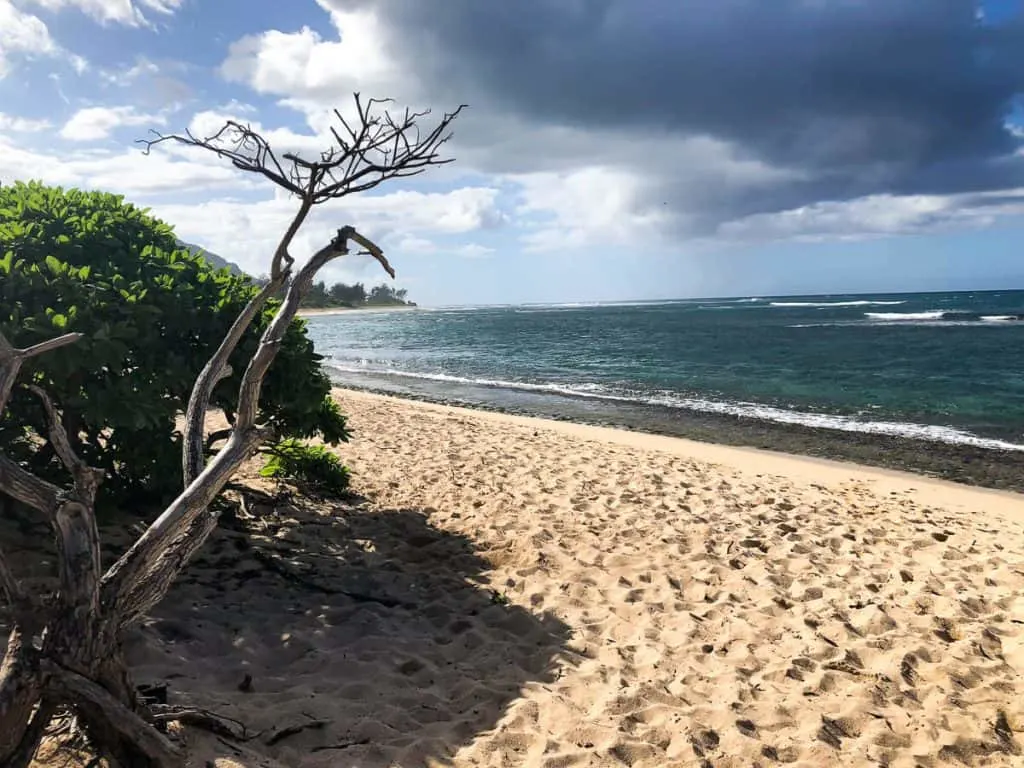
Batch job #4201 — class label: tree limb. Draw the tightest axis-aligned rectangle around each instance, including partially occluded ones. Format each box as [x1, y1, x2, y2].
[0, 331, 84, 518]
[24, 386, 104, 611]
[0, 629, 44, 767]
[103, 227, 383, 627]
[182, 276, 286, 488]
[204, 428, 233, 452]
[0, 456, 60, 518]
[0, 330, 83, 415]
[46, 663, 181, 767]
[25, 386, 102, 503]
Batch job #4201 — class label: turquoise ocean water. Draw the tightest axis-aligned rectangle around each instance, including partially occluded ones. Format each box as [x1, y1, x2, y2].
[305, 291, 1024, 451]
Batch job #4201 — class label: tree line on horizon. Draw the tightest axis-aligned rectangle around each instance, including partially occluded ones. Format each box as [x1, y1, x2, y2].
[253, 276, 414, 309]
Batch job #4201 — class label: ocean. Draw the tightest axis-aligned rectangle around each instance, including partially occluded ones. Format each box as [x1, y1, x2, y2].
[305, 290, 1024, 474]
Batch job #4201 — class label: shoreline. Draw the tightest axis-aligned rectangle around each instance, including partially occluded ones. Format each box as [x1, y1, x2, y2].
[327, 377, 1024, 494]
[333, 388, 1024, 519]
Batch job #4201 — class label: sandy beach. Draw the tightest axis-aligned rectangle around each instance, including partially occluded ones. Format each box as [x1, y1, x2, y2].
[22, 389, 1024, 766]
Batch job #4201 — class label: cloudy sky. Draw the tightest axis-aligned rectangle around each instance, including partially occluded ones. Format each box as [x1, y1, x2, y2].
[1, 0, 1023, 305]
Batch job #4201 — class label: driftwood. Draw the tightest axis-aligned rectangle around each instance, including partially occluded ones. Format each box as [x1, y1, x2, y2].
[0, 93, 462, 766]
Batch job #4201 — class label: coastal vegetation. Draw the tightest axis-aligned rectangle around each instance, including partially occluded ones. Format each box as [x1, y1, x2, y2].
[0, 181, 348, 505]
[0, 93, 462, 766]
[298, 279, 415, 309]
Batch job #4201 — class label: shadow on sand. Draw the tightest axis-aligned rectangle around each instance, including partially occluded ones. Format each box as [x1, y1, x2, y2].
[119, 490, 573, 766]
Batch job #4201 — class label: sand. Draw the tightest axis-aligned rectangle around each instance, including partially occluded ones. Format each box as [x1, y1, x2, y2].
[22, 389, 1024, 766]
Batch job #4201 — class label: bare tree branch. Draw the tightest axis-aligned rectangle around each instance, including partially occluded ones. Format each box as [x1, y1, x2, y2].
[0, 330, 83, 518]
[102, 227, 382, 626]
[137, 92, 465, 208]
[25, 386, 102, 502]
[45, 662, 181, 767]
[0, 457, 60, 518]
[1, 331, 83, 415]
[181, 276, 286, 487]
[24, 388, 104, 614]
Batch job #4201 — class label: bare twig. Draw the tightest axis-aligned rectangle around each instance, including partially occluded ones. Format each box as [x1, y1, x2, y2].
[137, 92, 464, 210]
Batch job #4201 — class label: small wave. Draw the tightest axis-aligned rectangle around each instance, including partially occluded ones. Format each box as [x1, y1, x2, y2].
[771, 300, 907, 308]
[515, 299, 690, 311]
[864, 310, 946, 321]
[733, 297, 764, 303]
[980, 315, 1018, 322]
[325, 362, 1024, 452]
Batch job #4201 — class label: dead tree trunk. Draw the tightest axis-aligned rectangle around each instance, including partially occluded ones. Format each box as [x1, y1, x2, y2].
[0, 94, 461, 765]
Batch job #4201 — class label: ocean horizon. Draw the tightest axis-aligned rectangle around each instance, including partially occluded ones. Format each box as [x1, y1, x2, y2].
[306, 289, 1024, 462]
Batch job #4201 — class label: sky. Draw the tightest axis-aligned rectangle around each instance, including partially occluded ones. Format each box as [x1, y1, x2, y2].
[1, 0, 1023, 306]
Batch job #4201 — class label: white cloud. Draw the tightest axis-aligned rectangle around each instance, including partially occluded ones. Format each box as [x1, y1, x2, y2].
[221, 9, 401, 104]
[0, 131, 256, 196]
[214, 4, 825, 252]
[0, 112, 51, 131]
[0, 0, 58, 77]
[392, 238, 494, 259]
[100, 55, 159, 86]
[18, 0, 184, 27]
[717, 189, 1024, 242]
[395, 235, 437, 254]
[455, 243, 495, 259]
[510, 166, 672, 251]
[60, 105, 165, 141]
[148, 186, 504, 277]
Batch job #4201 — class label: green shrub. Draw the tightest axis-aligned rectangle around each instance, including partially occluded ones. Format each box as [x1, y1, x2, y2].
[0, 180, 346, 504]
[259, 438, 351, 495]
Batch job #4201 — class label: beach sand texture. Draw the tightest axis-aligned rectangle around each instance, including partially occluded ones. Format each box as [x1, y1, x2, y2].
[24, 390, 1024, 766]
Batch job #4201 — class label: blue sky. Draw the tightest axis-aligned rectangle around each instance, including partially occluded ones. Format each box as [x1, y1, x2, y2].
[1, 0, 1023, 305]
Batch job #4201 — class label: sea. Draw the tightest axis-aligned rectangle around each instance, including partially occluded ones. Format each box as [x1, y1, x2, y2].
[304, 290, 1024, 454]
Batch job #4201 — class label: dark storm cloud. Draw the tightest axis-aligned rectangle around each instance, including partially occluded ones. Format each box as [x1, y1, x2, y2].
[323, 0, 1024, 229]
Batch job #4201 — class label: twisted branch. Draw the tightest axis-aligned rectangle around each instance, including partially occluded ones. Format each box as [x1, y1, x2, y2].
[103, 227, 386, 628]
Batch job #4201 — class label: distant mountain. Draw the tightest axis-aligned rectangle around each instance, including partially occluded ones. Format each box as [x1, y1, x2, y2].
[176, 240, 245, 276]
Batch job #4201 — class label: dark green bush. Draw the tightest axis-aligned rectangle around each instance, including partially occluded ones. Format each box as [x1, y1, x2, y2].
[0, 180, 346, 504]
[259, 438, 351, 495]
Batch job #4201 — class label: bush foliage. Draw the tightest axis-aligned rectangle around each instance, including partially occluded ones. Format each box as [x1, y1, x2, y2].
[0, 181, 346, 503]
[259, 438, 351, 495]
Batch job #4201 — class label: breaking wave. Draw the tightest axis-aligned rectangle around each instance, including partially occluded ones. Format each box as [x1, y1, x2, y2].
[771, 300, 907, 308]
[864, 310, 947, 321]
[325, 361, 1024, 452]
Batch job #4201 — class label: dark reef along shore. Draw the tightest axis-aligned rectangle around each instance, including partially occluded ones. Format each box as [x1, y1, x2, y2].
[329, 374, 1024, 495]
